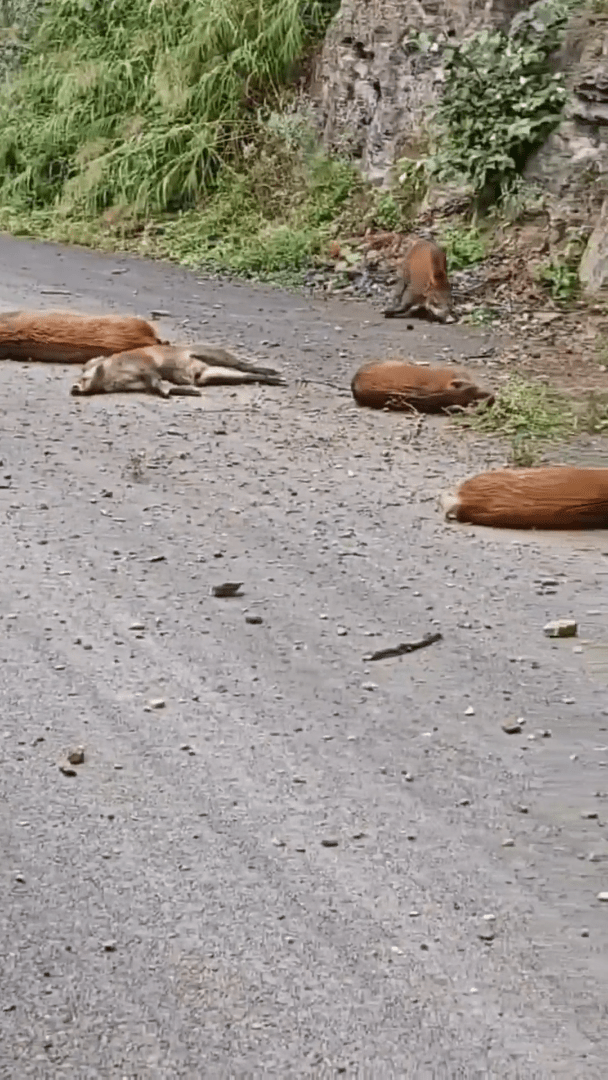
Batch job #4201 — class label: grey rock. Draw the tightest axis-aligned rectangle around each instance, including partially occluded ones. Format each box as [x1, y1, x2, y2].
[544, 619, 577, 638]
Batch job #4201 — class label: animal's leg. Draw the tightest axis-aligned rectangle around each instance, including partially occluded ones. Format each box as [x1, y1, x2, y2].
[195, 364, 284, 387]
[190, 347, 283, 382]
[168, 385, 202, 397]
[383, 284, 417, 319]
[148, 373, 173, 398]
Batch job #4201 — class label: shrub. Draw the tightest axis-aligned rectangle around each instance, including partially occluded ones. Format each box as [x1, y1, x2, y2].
[426, 0, 575, 200]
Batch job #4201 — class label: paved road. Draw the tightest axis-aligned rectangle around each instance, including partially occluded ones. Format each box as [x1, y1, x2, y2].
[1, 236, 608, 1078]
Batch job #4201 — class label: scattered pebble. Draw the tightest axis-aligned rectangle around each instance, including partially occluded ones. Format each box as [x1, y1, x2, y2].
[245, 615, 263, 624]
[148, 698, 166, 710]
[336, 626, 348, 636]
[464, 706, 475, 716]
[544, 619, 577, 638]
[502, 838, 515, 847]
[102, 940, 117, 952]
[321, 838, 339, 847]
[59, 762, 77, 777]
[582, 811, 599, 819]
[597, 892, 608, 902]
[212, 582, 243, 598]
[67, 747, 85, 765]
[502, 719, 524, 734]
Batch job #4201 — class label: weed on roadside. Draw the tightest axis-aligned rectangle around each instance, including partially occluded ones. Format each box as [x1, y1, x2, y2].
[455, 373, 608, 461]
[122, 451, 148, 483]
[461, 306, 499, 326]
[440, 226, 487, 270]
[536, 259, 580, 303]
[151, 144, 364, 283]
[454, 374, 575, 461]
[580, 391, 608, 434]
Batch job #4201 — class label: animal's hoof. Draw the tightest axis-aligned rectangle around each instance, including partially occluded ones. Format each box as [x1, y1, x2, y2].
[440, 492, 460, 521]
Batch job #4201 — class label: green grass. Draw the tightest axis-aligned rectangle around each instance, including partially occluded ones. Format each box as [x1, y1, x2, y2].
[440, 225, 487, 270]
[0, 0, 339, 219]
[455, 374, 608, 464]
[143, 134, 365, 283]
[0, 0, 377, 283]
[536, 258, 580, 303]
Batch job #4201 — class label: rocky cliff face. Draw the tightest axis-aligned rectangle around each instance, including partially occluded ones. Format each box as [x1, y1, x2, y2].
[525, 8, 608, 290]
[310, 1, 608, 290]
[525, 9, 608, 202]
[311, 0, 535, 185]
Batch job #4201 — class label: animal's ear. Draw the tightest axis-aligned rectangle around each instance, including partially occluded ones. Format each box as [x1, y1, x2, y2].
[449, 378, 468, 390]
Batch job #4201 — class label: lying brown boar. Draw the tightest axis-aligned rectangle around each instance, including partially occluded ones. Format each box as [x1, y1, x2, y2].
[444, 466, 608, 529]
[0, 309, 163, 363]
[351, 359, 494, 414]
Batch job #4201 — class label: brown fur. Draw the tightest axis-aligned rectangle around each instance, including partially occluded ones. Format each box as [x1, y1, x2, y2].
[444, 466, 608, 530]
[0, 310, 162, 363]
[384, 239, 454, 322]
[70, 344, 285, 398]
[351, 360, 494, 414]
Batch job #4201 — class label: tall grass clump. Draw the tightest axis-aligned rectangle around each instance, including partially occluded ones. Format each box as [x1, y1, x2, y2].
[0, 0, 339, 218]
[455, 374, 608, 464]
[455, 375, 575, 463]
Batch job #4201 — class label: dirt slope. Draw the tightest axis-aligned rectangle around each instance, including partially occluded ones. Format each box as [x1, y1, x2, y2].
[1, 236, 608, 1077]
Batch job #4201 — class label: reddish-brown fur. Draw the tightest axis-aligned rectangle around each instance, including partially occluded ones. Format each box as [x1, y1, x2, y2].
[70, 344, 284, 397]
[351, 360, 494, 414]
[0, 310, 163, 363]
[384, 239, 453, 322]
[444, 466, 608, 529]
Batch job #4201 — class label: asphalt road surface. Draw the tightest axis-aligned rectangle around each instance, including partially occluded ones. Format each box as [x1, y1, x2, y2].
[1, 235, 608, 1078]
